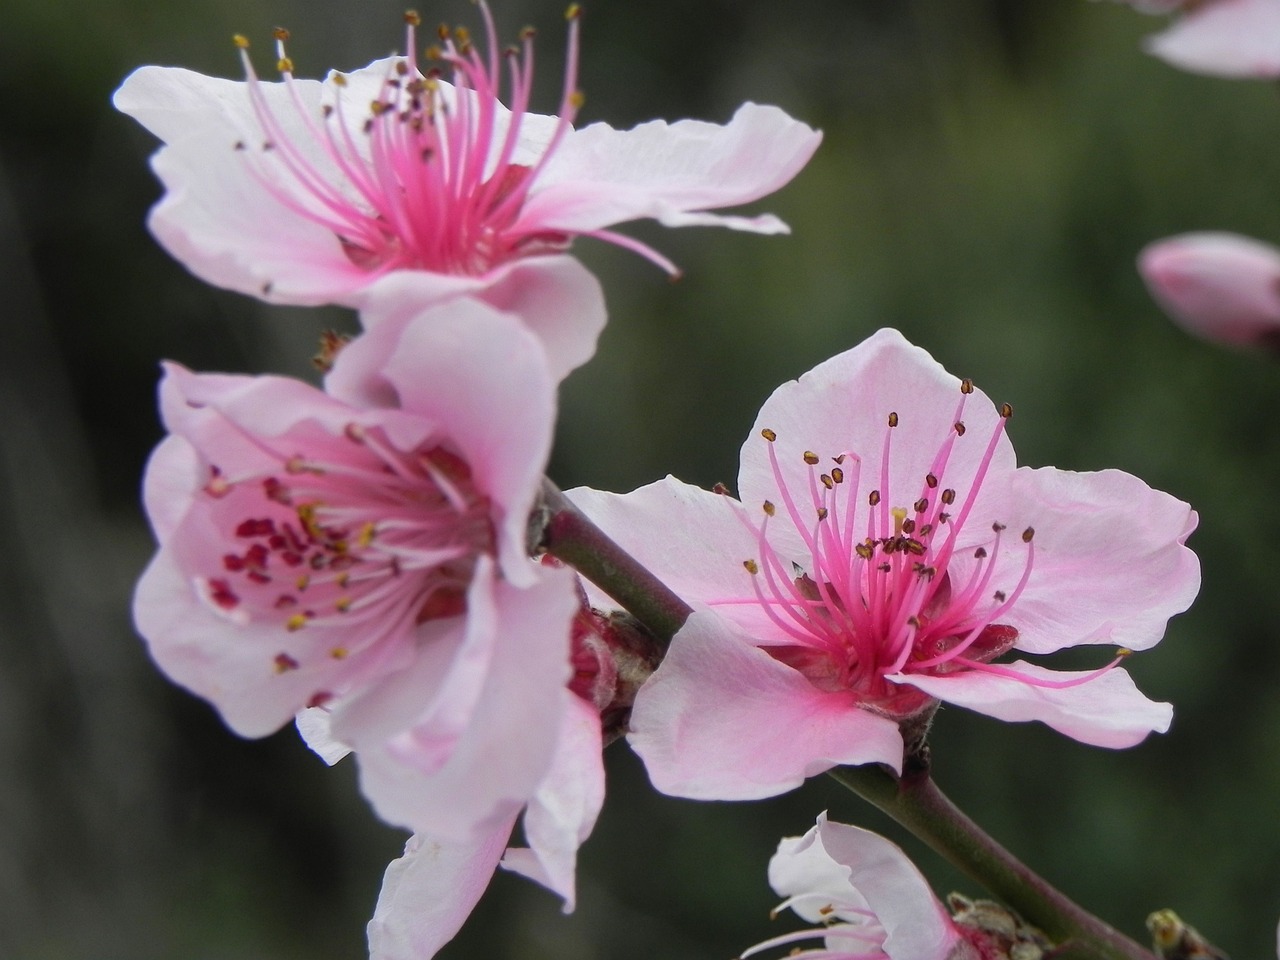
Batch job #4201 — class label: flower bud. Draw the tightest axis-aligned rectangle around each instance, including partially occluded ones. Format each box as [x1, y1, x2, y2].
[1139, 232, 1280, 353]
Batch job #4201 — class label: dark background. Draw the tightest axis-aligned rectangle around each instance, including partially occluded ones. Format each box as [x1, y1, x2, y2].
[3, 1, 1280, 957]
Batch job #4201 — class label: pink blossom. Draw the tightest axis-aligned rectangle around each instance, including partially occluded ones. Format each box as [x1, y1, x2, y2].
[134, 298, 580, 839]
[1137, 0, 1280, 78]
[571, 329, 1198, 800]
[112, 5, 821, 378]
[1139, 231, 1280, 352]
[742, 812, 965, 960]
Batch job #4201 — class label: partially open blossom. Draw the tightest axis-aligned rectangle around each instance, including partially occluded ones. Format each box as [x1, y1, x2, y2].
[134, 298, 579, 839]
[1139, 231, 1280, 353]
[743, 813, 967, 960]
[571, 329, 1198, 800]
[1126, 0, 1280, 78]
[112, 4, 822, 378]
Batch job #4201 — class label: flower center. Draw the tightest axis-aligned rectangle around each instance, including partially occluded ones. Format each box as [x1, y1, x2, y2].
[729, 381, 1122, 716]
[198, 422, 493, 679]
[230, 4, 679, 283]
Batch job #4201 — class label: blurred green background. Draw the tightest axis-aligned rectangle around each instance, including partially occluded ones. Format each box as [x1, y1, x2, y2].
[3, 0, 1280, 957]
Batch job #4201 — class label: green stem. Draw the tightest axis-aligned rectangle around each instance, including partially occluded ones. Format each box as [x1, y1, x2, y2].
[534, 479, 693, 645]
[830, 759, 1158, 960]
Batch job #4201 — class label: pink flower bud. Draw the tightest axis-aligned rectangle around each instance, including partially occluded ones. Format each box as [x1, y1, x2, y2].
[1139, 231, 1280, 352]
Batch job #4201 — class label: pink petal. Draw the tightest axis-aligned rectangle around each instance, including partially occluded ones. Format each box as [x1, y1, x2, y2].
[738, 328, 1014, 565]
[500, 696, 605, 911]
[566, 477, 780, 636]
[1145, 0, 1280, 78]
[522, 103, 822, 235]
[336, 566, 579, 839]
[894, 660, 1173, 748]
[367, 821, 515, 960]
[997, 467, 1199, 655]
[1139, 232, 1280, 349]
[628, 609, 904, 800]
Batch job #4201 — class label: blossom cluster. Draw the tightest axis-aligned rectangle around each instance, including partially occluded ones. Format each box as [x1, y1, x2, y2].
[117, 3, 1202, 958]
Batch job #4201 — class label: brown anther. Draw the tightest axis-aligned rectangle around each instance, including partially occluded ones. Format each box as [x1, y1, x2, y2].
[914, 498, 928, 513]
[941, 489, 956, 505]
[273, 26, 291, 41]
[938, 512, 951, 524]
[960, 378, 974, 395]
[907, 616, 920, 628]
[974, 547, 988, 559]
[332, 73, 348, 87]
[992, 521, 1007, 533]
[761, 428, 777, 442]
[566, 2, 583, 20]
[404, 9, 422, 26]
[335, 598, 352, 613]
[569, 91, 586, 110]
[520, 26, 537, 40]
[455, 26, 471, 43]
[321, 105, 334, 119]
[878, 562, 892, 572]
[902, 518, 916, 535]
[425, 44, 443, 60]
[820, 474, 833, 490]
[396, 60, 411, 76]
[233, 34, 250, 49]
[803, 451, 820, 465]
[855, 542, 873, 560]
[436, 22, 449, 40]
[816, 507, 829, 521]
[1021, 527, 1035, 543]
[888, 412, 899, 428]
[954, 421, 966, 436]
[925, 473, 938, 488]
[313, 329, 352, 373]
[273, 653, 300, 673]
[993, 590, 1007, 602]
[234, 140, 247, 151]
[762, 501, 776, 517]
[831, 467, 844, 484]
[262, 141, 275, 152]
[868, 490, 881, 506]
[833, 454, 846, 464]
[712, 482, 730, 496]
[904, 538, 925, 556]
[743, 559, 760, 575]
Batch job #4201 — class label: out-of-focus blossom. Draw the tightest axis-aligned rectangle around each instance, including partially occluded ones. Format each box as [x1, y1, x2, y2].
[1139, 231, 1280, 352]
[572, 329, 1198, 800]
[112, 4, 822, 378]
[134, 298, 580, 840]
[742, 813, 966, 960]
[1117, 0, 1280, 78]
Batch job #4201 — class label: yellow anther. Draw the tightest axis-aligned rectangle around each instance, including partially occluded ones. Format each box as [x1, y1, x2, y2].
[277, 57, 295, 73]
[803, 451, 819, 465]
[569, 90, 586, 110]
[286, 613, 309, 632]
[295, 574, 310, 591]
[761, 428, 777, 442]
[332, 73, 348, 87]
[330, 646, 349, 659]
[566, 3, 583, 20]
[233, 34, 250, 49]
[743, 559, 760, 575]
[888, 412, 899, 428]
[762, 500, 776, 517]
[273, 26, 290, 41]
[1000, 402, 1013, 419]
[335, 598, 352, 613]
[358, 522, 376, 548]
[404, 9, 422, 26]
[1117, 647, 1134, 658]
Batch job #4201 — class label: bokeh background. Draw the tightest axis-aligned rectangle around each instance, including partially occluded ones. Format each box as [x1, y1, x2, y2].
[3, 0, 1280, 957]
